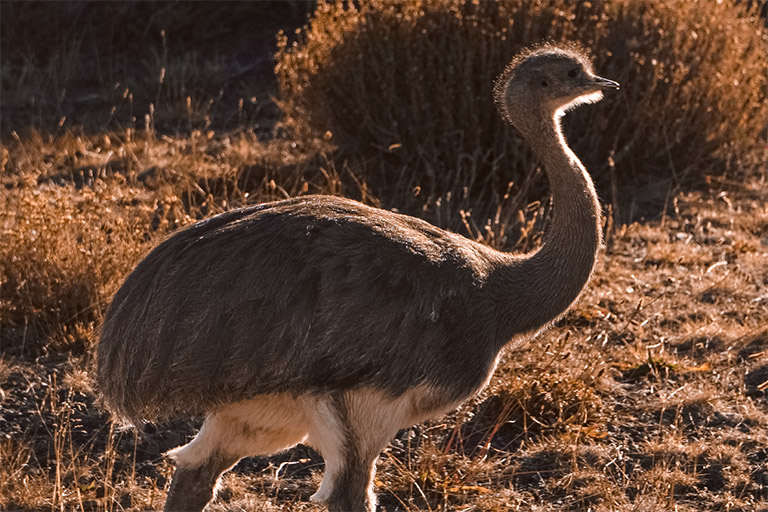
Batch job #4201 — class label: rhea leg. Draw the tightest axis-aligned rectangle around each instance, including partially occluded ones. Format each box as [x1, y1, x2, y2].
[163, 449, 239, 512]
[306, 390, 413, 512]
[163, 416, 241, 512]
[325, 440, 382, 512]
[163, 395, 310, 512]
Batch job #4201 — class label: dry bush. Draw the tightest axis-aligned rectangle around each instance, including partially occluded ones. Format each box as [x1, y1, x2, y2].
[277, 0, 767, 222]
[0, 181, 152, 355]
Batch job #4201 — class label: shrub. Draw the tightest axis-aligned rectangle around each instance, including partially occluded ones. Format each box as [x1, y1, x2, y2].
[276, 0, 767, 224]
[0, 181, 151, 356]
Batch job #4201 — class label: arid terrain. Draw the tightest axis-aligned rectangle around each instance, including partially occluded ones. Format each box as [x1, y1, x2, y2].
[1, 2, 767, 511]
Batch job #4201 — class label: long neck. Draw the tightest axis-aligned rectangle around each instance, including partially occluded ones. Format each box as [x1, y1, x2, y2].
[488, 112, 602, 344]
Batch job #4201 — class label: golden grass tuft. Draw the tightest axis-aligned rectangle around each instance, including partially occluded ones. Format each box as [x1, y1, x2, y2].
[0, 176, 153, 356]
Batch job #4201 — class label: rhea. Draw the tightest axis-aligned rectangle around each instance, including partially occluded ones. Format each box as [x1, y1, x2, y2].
[97, 45, 618, 512]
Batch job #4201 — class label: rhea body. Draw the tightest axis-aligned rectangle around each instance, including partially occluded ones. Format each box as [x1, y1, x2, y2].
[97, 45, 618, 512]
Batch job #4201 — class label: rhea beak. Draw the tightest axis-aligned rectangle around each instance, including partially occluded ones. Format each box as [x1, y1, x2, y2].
[590, 75, 620, 90]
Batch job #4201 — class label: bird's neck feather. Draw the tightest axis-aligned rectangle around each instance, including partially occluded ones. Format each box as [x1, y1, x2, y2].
[489, 110, 602, 344]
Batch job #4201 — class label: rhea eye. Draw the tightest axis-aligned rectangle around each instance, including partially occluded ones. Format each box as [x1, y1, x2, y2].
[567, 68, 580, 78]
[540, 79, 549, 87]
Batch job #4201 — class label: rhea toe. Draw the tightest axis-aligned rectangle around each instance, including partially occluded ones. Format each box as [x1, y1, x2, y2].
[97, 44, 618, 512]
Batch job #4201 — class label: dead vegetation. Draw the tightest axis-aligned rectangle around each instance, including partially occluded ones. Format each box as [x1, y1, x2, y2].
[1, 1, 767, 511]
[276, 0, 767, 225]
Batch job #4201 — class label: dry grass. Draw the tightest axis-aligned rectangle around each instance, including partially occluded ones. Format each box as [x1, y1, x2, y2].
[2, 2, 767, 512]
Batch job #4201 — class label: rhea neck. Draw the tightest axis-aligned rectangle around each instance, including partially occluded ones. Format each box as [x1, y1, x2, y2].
[489, 103, 602, 344]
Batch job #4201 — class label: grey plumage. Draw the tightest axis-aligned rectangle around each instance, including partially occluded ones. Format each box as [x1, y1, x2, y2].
[96, 44, 618, 512]
[99, 197, 500, 423]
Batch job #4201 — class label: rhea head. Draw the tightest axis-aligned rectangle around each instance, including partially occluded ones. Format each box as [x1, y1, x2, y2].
[494, 44, 619, 130]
